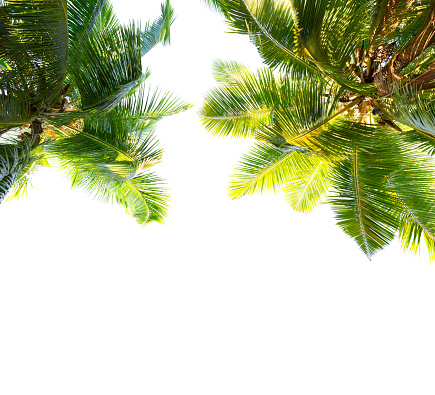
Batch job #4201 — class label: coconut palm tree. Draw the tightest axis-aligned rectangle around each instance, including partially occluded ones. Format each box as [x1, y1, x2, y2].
[0, 0, 189, 224]
[200, 0, 435, 259]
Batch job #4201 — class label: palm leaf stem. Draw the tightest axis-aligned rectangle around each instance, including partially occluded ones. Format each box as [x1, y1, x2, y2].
[353, 148, 371, 257]
[203, 109, 271, 121]
[126, 179, 150, 222]
[358, 101, 368, 123]
[232, 148, 295, 196]
[80, 80, 139, 111]
[53, 124, 135, 162]
[288, 96, 363, 144]
[294, 161, 324, 210]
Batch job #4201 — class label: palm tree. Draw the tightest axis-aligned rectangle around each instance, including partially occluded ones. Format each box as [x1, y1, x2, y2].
[200, 0, 435, 259]
[0, 0, 189, 224]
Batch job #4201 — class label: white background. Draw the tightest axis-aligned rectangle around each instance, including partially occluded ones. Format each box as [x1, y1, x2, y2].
[1, 0, 435, 394]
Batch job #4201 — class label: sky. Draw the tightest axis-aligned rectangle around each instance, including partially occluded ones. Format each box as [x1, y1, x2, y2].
[1, 1, 435, 394]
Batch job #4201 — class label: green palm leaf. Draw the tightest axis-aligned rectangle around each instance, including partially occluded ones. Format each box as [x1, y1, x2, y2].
[0, 71, 32, 129]
[203, 0, 435, 259]
[262, 73, 367, 157]
[211, 0, 314, 73]
[202, 0, 222, 11]
[6, 144, 49, 201]
[114, 84, 191, 128]
[228, 141, 315, 199]
[0, 0, 184, 225]
[0, 136, 32, 203]
[202, 64, 372, 157]
[290, 0, 371, 69]
[140, 0, 174, 56]
[394, 183, 435, 260]
[67, 2, 142, 112]
[45, 133, 167, 224]
[0, 0, 69, 126]
[382, 136, 435, 259]
[200, 62, 276, 138]
[368, 0, 418, 48]
[211, 0, 375, 94]
[329, 146, 399, 259]
[282, 156, 332, 213]
[57, 164, 168, 224]
[44, 88, 171, 224]
[381, 88, 435, 136]
[67, 0, 106, 45]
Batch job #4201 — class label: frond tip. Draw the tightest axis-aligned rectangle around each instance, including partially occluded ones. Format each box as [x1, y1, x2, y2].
[140, 0, 175, 56]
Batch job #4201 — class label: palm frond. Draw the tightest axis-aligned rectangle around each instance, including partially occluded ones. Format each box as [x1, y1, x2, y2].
[228, 140, 315, 199]
[201, 64, 375, 158]
[200, 62, 276, 138]
[246, 70, 372, 158]
[67, 0, 106, 46]
[0, 0, 69, 124]
[44, 91, 170, 223]
[113, 85, 191, 130]
[140, 0, 174, 56]
[272, 115, 382, 159]
[389, 0, 433, 52]
[393, 177, 435, 260]
[290, 0, 371, 68]
[214, 0, 375, 94]
[67, 2, 142, 112]
[6, 144, 49, 201]
[59, 163, 168, 224]
[368, 0, 415, 48]
[0, 136, 32, 203]
[329, 146, 399, 259]
[211, 59, 252, 85]
[282, 156, 332, 213]
[381, 86, 435, 139]
[46, 82, 190, 130]
[385, 0, 435, 75]
[261, 73, 364, 157]
[380, 135, 435, 259]
[47, 118, 162, 180]
[214, 0, 319, 73]
[0, 71, 32, 129]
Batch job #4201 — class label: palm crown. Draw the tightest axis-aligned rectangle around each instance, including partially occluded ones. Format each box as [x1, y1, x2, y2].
[200, 0, 435, 259]
[0, 0, 189, 224]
